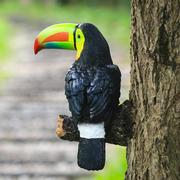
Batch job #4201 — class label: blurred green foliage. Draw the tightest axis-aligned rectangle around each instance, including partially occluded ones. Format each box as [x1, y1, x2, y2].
[0, 18, 11, 85]
[0, 0, 130, 46]
[0, 18, 10, 59]
[56, 0, 130, 8]
[20, 0, 131, 8]
[95, 146, 127, 180]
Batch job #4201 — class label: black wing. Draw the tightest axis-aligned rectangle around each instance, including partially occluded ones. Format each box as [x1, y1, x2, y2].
[65, 66, 86, 122]
[87, 65, 121, 123]
[65, 65, 121, 124]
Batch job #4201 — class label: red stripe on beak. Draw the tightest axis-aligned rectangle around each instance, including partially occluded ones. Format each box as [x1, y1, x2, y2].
[43, 32, 69, 43]
[34, 38, 41, 54]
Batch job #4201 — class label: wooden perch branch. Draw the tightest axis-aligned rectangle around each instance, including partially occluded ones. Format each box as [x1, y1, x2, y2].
[56, 100, 133, 146]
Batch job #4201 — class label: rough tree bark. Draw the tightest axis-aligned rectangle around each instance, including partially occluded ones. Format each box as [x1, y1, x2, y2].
[126, 0, 180, 179]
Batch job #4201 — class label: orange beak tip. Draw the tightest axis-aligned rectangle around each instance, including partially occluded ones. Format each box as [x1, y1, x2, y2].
[34, 38, 40, 55]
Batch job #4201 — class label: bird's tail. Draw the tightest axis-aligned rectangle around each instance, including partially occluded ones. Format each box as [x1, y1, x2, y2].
[77, 123, 105, 170]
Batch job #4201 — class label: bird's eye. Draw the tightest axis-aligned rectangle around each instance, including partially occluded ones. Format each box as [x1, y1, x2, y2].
[77, 34, 81, 39]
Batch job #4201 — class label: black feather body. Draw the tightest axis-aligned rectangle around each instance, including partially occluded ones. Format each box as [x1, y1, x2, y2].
[65, 63, 121, 127]
[65, 23, 121, 170]
[65, 63, 121, 170]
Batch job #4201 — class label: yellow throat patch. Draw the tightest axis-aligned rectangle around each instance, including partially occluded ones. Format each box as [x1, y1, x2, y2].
[75, 28, 85, 60]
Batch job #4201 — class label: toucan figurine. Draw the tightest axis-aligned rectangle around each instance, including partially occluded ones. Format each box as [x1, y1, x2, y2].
[34, 23, 121, 171]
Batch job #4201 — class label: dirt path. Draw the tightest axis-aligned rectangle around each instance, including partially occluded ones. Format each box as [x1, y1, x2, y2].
[0, 18, 130, 180]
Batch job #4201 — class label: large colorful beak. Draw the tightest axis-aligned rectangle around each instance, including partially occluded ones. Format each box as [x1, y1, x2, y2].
[34, 23, 78, 54]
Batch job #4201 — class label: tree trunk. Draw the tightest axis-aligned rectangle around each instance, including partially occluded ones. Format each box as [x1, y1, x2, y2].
[126, 0, 180, 179]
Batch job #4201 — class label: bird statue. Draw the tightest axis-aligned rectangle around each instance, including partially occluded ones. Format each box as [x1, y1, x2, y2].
[34, 23, 121, 171]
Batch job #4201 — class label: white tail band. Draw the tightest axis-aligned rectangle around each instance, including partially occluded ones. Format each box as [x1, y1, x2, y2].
[78, 122, 105, 139]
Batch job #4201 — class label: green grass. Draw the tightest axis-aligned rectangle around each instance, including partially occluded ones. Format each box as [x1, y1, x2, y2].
[94, 146, 127, 180]
[0, 18, 11, 59]
[0, 17, 11, 85]
[0, 0, 130, 46]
